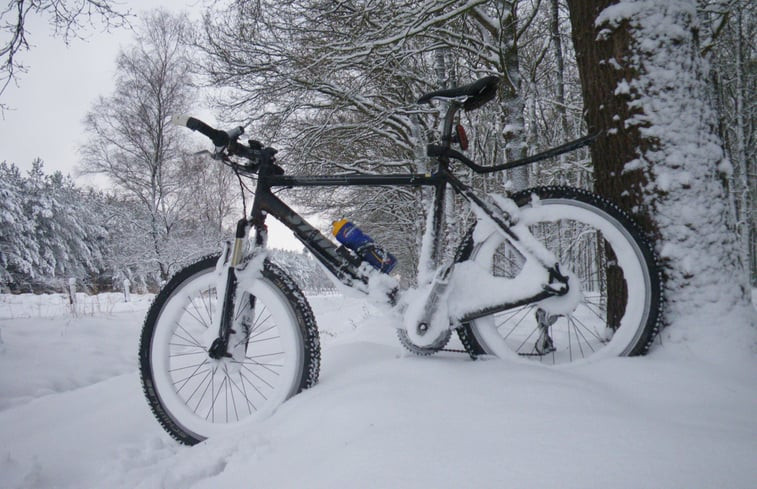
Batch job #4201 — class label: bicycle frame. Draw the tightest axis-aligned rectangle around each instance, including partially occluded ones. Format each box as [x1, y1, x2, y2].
[206, 96, 598, 353]
[238, 145, 571, 325]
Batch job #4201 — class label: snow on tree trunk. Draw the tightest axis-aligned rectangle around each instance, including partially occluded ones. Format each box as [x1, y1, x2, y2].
[122, 278, 131, 303]
[68, 278, 77, 305]
[568, 0, 753, 327]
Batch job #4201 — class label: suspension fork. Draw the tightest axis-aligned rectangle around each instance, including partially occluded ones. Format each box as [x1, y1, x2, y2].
[208, 217, 255, 360]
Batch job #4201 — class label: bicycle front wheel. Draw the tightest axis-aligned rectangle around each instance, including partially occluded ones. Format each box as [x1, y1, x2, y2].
[139, 255, 320, 445]
[458, 186, 662, 365]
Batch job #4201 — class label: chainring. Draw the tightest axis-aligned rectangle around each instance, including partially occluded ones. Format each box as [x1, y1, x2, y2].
[396, 328, 452, 356]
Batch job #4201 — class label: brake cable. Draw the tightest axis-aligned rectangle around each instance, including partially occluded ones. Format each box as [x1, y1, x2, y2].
[231, 161, 249, 218]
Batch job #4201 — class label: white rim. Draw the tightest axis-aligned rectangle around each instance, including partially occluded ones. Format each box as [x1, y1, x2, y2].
[471, 198, 651, 366]
[149, 268, 303, 439]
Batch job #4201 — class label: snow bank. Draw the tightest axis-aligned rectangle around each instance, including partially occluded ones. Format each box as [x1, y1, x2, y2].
[0, 292, 754, 488]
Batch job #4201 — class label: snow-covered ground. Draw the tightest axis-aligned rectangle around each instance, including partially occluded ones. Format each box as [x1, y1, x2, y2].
[0, 292, 755, 488]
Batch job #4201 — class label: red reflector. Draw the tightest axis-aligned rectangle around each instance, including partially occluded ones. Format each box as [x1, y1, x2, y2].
[456, 123, 469, 151]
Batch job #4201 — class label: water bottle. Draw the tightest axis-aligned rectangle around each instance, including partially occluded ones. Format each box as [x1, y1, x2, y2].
[332, 219, 397, 273]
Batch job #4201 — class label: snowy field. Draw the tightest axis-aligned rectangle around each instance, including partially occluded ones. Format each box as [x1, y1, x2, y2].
[0, 291, 755, 489]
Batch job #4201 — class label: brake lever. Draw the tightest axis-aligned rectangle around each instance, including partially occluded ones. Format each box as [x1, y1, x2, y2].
[193, 149, 226, 161]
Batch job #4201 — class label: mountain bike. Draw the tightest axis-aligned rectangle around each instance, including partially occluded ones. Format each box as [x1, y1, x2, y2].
[139, 76, 663, 445]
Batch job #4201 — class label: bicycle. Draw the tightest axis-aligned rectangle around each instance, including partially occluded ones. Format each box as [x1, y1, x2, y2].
[139, 76, 663, 445]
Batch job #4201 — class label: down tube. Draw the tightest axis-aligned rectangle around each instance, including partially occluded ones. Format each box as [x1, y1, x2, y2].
[259, 193, 367, 289]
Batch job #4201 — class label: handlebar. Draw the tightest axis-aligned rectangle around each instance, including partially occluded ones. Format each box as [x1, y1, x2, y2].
[172, 115, 280, 173]
[173, 115, 238, 148]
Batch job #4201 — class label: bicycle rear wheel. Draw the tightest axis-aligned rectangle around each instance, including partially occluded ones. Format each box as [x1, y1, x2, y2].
[457, 186, 662, 365]
[139, 255, 320, 444]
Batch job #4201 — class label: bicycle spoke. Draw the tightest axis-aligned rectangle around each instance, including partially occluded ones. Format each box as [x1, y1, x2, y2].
[170, 350, 207, 358]
[234, 358, 282, 376]
[246, 351, 285, 359]
[186, 369, 213, 412]
[239, 367, 270, 401]
[498, 304, 537, 340]
[206, 374, 229, 422]
[239, 359, 284, 369]
[226, 369, 258, 414]
[169, 341, 203, 349]
[234, 296, 253, 320]
[224, 369, 231, 423]
[173, 367, 211, 393]
[493, 304, 532, 328]
[198, 286, 214, 325]
[567, 316, 596, 359]
[580, 300, 608, 324]
[175, 322, 205, 347]
[170, 361, 211, 374]
[239, 371, 256, 414]
[184, 302, 210, 329]
[568, 314, 605, 343]
[250, 323, 278, 340]
[513, 323, 541, 354]
[241, 363, 275, 390]
[250, 335, 280, 344]
[251, 312, 274, 334]
[171, 327, 204, 349]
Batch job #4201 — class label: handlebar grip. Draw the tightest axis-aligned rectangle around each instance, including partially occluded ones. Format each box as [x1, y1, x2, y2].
[172, 115, 231, 147]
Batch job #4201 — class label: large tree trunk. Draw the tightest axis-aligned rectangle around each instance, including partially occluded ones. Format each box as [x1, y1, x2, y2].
[565, 0, 752, 326]
[565, 0, 651, 229]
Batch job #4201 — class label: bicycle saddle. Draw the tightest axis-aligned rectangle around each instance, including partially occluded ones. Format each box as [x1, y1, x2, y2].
[417, 75, 500, 111]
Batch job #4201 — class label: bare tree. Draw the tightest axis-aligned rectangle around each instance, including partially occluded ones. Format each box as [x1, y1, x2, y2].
[81, 10, 197, 281]
[0, 0, 130, 110]
[703, 0, 755, 286]
[201, 0, 544, 278]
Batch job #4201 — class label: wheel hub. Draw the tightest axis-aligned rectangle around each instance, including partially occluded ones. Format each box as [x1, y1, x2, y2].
[207, 336, 230, 360]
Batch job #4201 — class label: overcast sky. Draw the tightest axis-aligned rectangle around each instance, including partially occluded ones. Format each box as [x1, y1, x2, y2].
[0, 1, 205, 180]
[0, 1, 305, 251]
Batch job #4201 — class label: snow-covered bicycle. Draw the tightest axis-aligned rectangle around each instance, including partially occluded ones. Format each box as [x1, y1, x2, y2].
[139, 76, 663, 445]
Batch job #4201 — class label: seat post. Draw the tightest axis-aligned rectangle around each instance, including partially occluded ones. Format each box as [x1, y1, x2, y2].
[440, 101, 462, 148]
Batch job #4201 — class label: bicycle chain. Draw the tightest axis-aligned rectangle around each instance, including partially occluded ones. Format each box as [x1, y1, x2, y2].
[440, 347, 477, 356]
[397, 328, 480, 359]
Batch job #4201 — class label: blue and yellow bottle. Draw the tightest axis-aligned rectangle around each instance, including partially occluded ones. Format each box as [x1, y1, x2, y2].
[332, 219, 397, 273]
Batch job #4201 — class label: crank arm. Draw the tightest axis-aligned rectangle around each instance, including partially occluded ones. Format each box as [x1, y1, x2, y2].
[415, 264, 455, 336]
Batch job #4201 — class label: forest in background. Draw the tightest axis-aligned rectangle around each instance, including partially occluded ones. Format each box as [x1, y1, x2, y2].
[0, 0, 753, 298]
[0, 159, 333, 294]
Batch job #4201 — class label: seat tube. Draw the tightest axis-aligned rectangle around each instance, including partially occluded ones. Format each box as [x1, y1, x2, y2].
[427, 100, 459, 266]
[430, 178, 447, 267]
[440, 101, 461, 146]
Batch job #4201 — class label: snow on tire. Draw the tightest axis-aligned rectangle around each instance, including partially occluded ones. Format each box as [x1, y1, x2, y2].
[457, 186, 663, 365]
[139, 255, 320, 445]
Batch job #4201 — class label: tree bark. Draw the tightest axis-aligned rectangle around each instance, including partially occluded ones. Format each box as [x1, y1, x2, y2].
[565, 0, 752, 325]
[565, 0, 653, 232]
